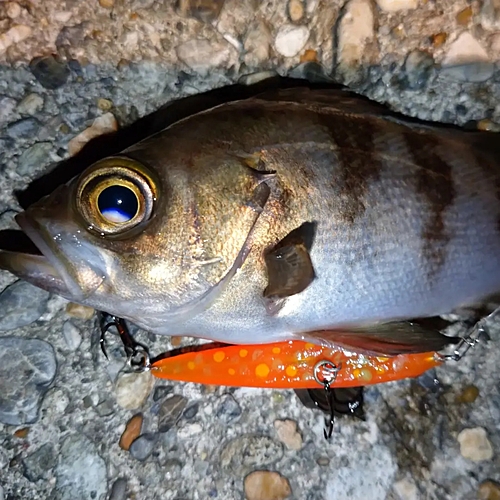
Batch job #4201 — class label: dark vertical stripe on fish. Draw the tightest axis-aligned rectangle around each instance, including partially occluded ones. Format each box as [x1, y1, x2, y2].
[404, 131, 456, 282]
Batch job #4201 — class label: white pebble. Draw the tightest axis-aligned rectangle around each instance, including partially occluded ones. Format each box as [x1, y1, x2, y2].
[115, 371, 155, 410]
[177, 423, 203, 438]
[63, 321, 82, 351]
[6, 2, 21, 19]
[274, 24, 309, 57]
[375, 0, 417, 12]
[393, 477, 419, 500]
[54, 11, 73, 23]
[457, 427, 494, 462]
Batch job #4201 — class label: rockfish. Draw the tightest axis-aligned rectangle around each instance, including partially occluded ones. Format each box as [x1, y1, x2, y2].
[1, 87, 500, 356]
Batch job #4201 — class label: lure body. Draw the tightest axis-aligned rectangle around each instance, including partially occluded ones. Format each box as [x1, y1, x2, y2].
[151, 341, 442, 389]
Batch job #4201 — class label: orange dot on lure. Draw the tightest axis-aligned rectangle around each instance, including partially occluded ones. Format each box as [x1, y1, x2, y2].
[150, 340, 442, 389]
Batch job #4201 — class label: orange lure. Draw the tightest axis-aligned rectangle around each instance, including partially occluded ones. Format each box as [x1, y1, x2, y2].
[151, 340, 442, 389]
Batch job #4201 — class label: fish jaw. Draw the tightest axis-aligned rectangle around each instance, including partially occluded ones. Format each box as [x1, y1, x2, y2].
[0, 187, 106, 302]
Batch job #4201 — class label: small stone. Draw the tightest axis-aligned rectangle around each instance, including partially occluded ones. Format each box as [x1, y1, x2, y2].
[243, 21, 272, 67]
[62, 321, 82, 351]
[238, 70, 277, 86]
[273, 419, 302, 451]
[456, 384, 480, 403]
[115, 371, 154, 410]
[6, 3, 22, 19]
[97, 98, 113, 111]
[316, 456, 330, 466]
[402, 50, 435, 90]
[244, 471, 292, 500]
[176, 38, 237, 76]
[183, 402, 199, 420]
[129, 433, 158, 461]
[153, 385, 174, 402]
[22, 443, 57, 482]
[287, 0, 305, 23]
[82, 395, 94, 408]
[68, 112, 119, 156]
[14, 427, 29, 438]
[119, 413, 143, 451]
[481, 0, 500, 31]
[457, 427, 494, 462]
[96, 399, 114, 417]
[336, 0, 376, 82]
[0, 96, 16, 126]
[478, 480, 500, 500]
[0, 280, 50, 331]
[99, 0, 115, 8]
[65, 302, 95, 320]
[53, 11, 73, 23]
[17, 93, 44, 115]
[177, 422, 203, 439]
[300, 49, 319, 62]
[109, 478, 128, 500]
[456, 6, 473, 25]
[393, 478, 419, 500]
[274, 24, 309, 57]
[431, 32, 448, 48]
[6, 118, 40, 140]
[18, 142, 53, 176]
[176, 0, 226, 23]
[375, 0, 417, 11]
[29, 55, 70, 90]
[440, 32, 493, 82]
[221, 435, 284, 475]
[477, 119, 500, 132]
[0, 25, 32, 54]
[56, 434, 107, 500]
[158, 394, 187, 432]
[216, 394, 241, 423]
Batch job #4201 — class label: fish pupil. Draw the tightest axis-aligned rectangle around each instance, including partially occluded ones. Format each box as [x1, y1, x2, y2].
[98, 185, 138, 223]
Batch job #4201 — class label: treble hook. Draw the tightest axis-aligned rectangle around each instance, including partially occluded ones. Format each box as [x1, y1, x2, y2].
[313, 360, 342, 439]
[98, 311, 151, 372]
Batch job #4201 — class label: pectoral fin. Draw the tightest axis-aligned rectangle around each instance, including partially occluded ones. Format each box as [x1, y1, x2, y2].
[302, 320, 460, 357]
[264, 221, 317, 299]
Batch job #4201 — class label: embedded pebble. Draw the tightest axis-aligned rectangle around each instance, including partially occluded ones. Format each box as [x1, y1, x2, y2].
[216, 394, 242, 423]
[177, 422, 203, 438]
[158, 394, 188, 432]
[440, 32, 493, 82]
[393, 477, 419, 500]
[220, 434, 284, 475]
[244, 21, 272, 67]
[29, 55, 70, 89]
[6, 117, 40, 140]
[457, 427, 494, 462]
[17, 93, 44, 115]
[402, 50, 435, 90]
[22, 443, 57, 482]
[274, 24, 309, 57]
[119, 413, 143, 450]
[153, 385, 174, 402]
[62, 321, 82, 351]
[109, 478, 128, 500]
[375, 0, 417, 11]
[239, 70, 278, 86]
[68, 112, 119, 156]
[287, 0, 305, 23]
[56, 434, 107, 500]
[481, 0, 500, 31]
[176, 38, 237, 76]
[96, 399, 115, 418]
[17, 142, 52, 175]
[99, 0, 115, 8]
[0, 337, 57, 425]
[183, 402, 199, 420]
[14, 427, 29, 438]
[176, 0, 226, 23]
[129, 432, 158, 461]
[456, 384, 480, 404]
[0, 96, 16, 125]
[65, 302, 95, 320]
[97, 98, 113, 111]
[0, 25, 32, 54]
[0, 280, 50, 331]
[6, 2, 22, 19]
[478, 480, 500, 500]
[336, 0, 375, 81]
[273, 419, 302, 451]
[115, 371, 155, 410]
[244, 471, 292, 500]
[456, 6, 473, 25]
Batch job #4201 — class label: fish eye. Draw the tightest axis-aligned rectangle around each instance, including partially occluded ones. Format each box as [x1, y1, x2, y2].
[76, 157, 159, 236]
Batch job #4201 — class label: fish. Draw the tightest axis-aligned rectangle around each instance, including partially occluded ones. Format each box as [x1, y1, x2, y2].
[150, 340, 442, 389]
[1, 86, 500, 356]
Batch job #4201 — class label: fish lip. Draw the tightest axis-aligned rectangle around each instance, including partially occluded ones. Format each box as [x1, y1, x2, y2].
[15, 211, 84, 301]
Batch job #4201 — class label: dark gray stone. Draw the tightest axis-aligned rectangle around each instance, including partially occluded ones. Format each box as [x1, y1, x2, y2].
[6, 118, 40, 139]
[95, 399, 114, 418]
[0, 337, 56, 425]
[29, 55, 70, 90]
[108, 478, 127, 500]
[129, 433, 158, 462]
[153, 385, 174, 402]
[22, 443, 57, 482]
[158, 395, 187, 433]
[402, 50, 435, 90]
[215, 394, 241, 423]
[0, 280, 50, 331]
[55, 434, 107, 500]
[17, 142, 52, 176]
[183, 402, 199, 420]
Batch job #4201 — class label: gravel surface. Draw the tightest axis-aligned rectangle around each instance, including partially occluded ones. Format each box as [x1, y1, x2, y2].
[1, 0, 500, 499]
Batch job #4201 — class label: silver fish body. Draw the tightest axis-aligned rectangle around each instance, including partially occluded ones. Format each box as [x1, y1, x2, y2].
[1, 88, 499, 352]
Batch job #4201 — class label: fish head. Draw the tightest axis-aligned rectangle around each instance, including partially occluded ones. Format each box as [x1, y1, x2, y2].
[0, 148, 271, 327]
